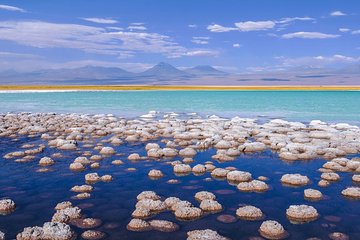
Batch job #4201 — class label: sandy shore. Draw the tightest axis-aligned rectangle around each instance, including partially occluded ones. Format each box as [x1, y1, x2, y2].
[0, 85, 360, 91]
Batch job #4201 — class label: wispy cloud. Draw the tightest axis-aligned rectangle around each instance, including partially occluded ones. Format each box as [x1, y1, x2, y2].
[351, 30, 360, 35]
[81, 18, 118, 24]
[191, 37, 210, 45]
[0, 4, 26, 12]
[208, 16, 314, 33]
[0, 20, 220, 59]
[208, 21, 275, 33]
[233, 43, 241, 48]
[282, 32, 340, 39]
[184, 50, 218, 57]
[128, 25, 147, 31]
[276, 17, 315, 24]
[0, 51, 42, 59]
[207, 24, 237, 32]
[188, 24, 197, 28]
[330, 11, 346, 17]
[339, 28, 350, 32]
[235, 21, 275, 31]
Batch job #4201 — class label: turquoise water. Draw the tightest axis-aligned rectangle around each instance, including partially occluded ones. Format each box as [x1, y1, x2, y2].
[0, 91, 359, 124]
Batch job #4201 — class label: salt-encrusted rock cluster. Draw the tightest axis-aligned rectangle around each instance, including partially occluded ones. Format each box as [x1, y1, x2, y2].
[1, 112, 360, 239]
[128, 190, 224, 232]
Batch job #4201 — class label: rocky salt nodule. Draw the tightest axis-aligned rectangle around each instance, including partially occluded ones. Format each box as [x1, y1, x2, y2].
[195, 191, 216, 201]
[280, 174, 310, 186]
[127, 219, 152, 232]
[81, 230, 106, 240]
[128, 153, 141, 161]
[16, 222, 75, 240]
[227, 170, 252, 182]
[69, 162, 85, 171]
[199, 199, 223, 212]
[192, 164, 206, 174]
[39, 157, 55, 166]
[328, 232, 350, 240]
[149, 220, 179, 232]
[52, 205, 82, 223]
[99, 146, 115, 155]
[174, 164, 192, 174]
[341, 187, 360, 199]
[304, 189, 323, 200]
[259, 220, 287, 239]
[175, 206, 203, 220]
[211, 168, 230, 178]
[286, 205, 319, 223]
[237, 180, 269, 192]
[131, 207, 151, 218]
[236, 205, 264, 220]
[321, 172, 340, 181]
[70, 185, 93, 193]
[0, 199, 16, 214]
[148, 169, 164, 178]
[187, 229, 229, 240]
[135, 199, 167, 212]
[137, 191, 161, 201]
[352, 174, 360, 182]
[85, 173, 101, 183]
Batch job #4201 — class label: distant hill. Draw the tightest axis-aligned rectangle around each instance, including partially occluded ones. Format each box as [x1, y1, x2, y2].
[138, 62, 191, 77]
[185, 65, 227, 76]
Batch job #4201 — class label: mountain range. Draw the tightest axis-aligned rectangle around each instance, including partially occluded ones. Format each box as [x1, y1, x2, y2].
[0, 62, 228, 84]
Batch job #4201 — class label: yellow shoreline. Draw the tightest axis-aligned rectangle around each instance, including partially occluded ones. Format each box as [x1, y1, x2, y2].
[0, 85, 360, 91]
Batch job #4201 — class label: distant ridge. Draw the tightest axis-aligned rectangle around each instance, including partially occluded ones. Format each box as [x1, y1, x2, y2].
[185, 65, 227, 76]
[1, 62, 228, 84]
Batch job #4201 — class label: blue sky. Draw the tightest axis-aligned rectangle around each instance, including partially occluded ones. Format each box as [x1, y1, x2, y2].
[0, 0, 359, 73]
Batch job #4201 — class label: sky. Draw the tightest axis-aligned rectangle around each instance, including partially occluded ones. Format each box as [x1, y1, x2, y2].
[0, 0, 359, 73]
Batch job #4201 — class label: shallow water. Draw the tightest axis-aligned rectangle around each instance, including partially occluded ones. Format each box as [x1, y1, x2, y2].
[1, 134, 359, 239]
[1, 91, 360, 124]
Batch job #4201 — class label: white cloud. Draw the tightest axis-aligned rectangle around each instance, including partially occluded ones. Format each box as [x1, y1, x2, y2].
[207, 24, 237, 32]
[233, 43, 241, 48]
[191, 37, 210, 45]
[0, 4, 26, 12]
[188, 24, 197, 28]
[184, 50, 218, 57]
[130, 22, 145, 26]
[128, 25, 147, 31]
[339, 28, 350, 32]
[208, 17, 314, 33]
[282, 32, 340, 39]
[0, 21, 221, 60]
[81, 18, 118, 24]
[276, 17, 315, 24]
[351, 30, 360, 35]
[235, 21, 275, 31]
[208, 21, 275, 33]
[0, 51, 42, 59]
[0, 20, 189, 58]
[330, 11, 346, 16]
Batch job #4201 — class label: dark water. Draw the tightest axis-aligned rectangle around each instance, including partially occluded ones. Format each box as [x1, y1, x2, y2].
[0, 134, 360, 240]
